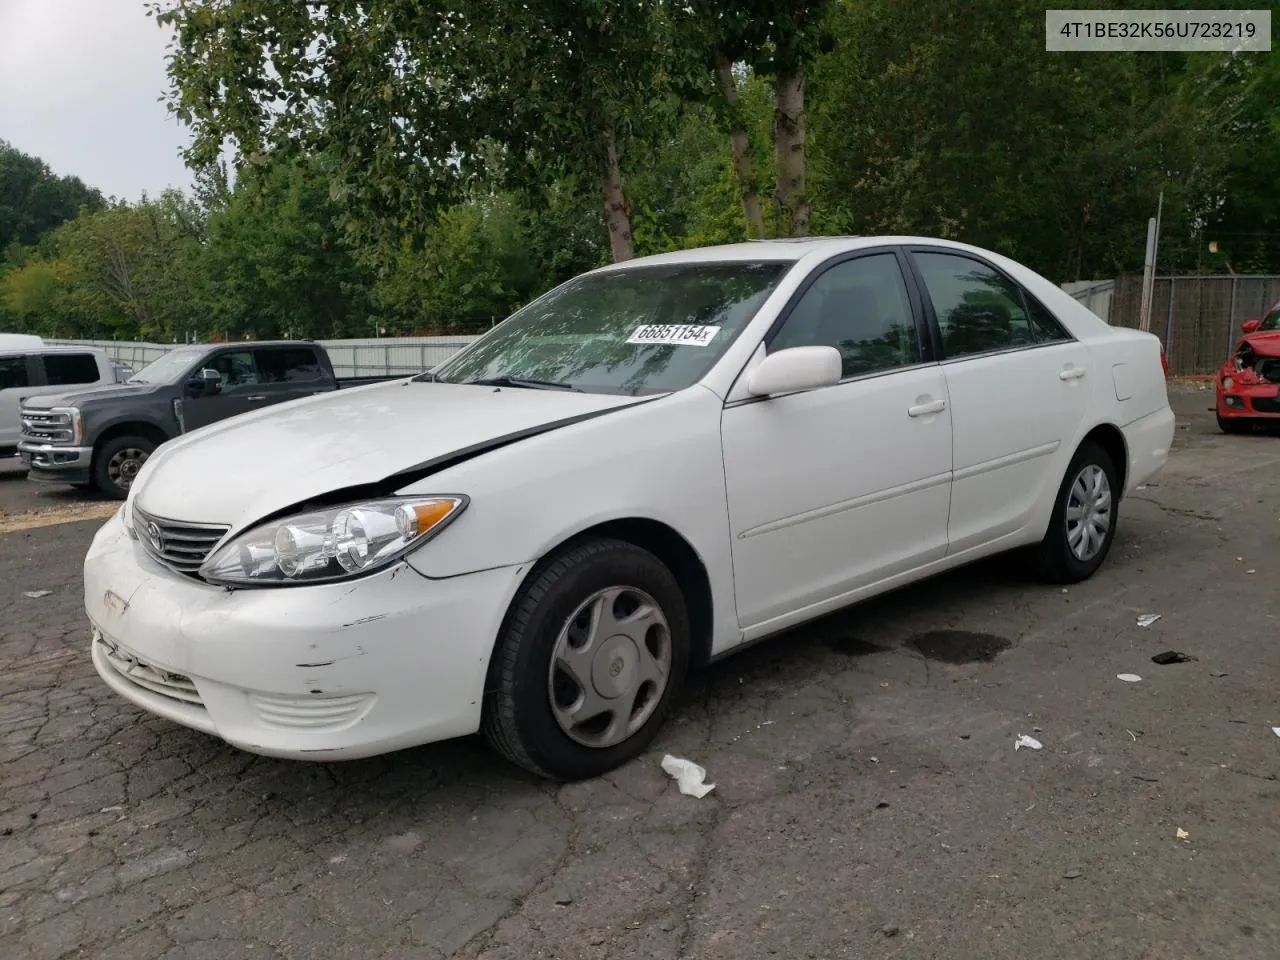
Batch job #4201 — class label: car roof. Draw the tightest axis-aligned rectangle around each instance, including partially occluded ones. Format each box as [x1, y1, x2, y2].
[590, 235, 1009, 271]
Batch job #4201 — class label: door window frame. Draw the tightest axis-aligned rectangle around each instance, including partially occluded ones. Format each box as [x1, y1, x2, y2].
[724, 246, 936, 406]
[37, 351, 102, 387]
[902, 246, 1079, 365]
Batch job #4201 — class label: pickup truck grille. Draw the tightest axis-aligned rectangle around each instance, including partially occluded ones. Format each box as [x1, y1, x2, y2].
[134, 506, 230, 575]
[21, 410, 74, 444]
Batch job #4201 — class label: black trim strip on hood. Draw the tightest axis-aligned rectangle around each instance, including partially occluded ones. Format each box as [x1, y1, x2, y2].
[251, 393, 667, 527]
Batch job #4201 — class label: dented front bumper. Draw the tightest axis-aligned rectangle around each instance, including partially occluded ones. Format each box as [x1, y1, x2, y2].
[83, 509, 523, 760]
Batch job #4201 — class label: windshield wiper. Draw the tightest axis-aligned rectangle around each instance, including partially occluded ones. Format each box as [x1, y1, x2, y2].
[465, 376, 582, 392]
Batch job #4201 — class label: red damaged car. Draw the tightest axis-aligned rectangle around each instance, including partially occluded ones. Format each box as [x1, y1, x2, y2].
[1216, 297, 1280, 434]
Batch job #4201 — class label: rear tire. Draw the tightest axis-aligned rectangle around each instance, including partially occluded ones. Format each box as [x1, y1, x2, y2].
[1217, 413, 1251, 435]
[92, 436, 155, 500]
[482, 537, 690, 781]
[1031, 440, 1119, 584]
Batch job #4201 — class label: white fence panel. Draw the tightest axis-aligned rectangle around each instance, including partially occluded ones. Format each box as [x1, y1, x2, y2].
[44, 336, 481, 378]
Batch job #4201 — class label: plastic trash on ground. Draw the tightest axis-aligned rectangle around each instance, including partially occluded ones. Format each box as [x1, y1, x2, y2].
[1136, 614, 1161, 627]
[23, 590, 53, 599]
[660, 754, 716, 798]
[1014, 734, 1043, 751]
[1151, 651, 1197, 665]
[1117, 673, 1143, 683]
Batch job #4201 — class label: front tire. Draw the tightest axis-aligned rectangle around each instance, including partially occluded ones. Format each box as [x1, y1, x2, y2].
[92, 435, 155, 500]
[1032, 440, 1119, 584]
[482, 538, 690, 781]
[1217, 413, 1251, 435]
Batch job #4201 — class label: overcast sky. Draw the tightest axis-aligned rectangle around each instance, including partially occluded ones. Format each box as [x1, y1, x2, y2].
[0, 0, 194, 201]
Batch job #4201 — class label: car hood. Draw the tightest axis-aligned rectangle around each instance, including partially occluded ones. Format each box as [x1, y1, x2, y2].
[1239, 330, 1280, 357]
[22, 382, 165, 409]
[134, 380, 650, 530]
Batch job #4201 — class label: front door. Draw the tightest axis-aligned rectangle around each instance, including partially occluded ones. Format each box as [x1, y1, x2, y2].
[721, 250, 954, 631]
[906, 248, 1092, 553]
[183, 349, 263, 431]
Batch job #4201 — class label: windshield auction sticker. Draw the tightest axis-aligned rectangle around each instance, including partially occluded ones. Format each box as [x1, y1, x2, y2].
[626, 324, 721, 347]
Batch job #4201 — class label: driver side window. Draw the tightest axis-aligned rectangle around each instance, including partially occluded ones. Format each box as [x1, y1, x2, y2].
[769, 253, 921, 379]
[206, 351, 259, 391]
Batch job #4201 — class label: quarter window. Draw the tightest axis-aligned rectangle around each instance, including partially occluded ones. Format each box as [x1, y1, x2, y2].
[1027, 295, 1072, 342]
[914, 252, 1037, 359]
[0, 355, 28, 389]
[43, 352, 100, 386]
[770, 253, 920, 378]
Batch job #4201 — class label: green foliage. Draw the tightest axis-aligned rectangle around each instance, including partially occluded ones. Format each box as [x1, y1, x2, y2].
[0, 141, 105, 253]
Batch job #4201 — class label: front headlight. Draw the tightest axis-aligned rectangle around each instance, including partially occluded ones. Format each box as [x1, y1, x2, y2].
[1222, 376, 1235, 390]
[198, 496, 467, 587]
[120, 498, 137, 539]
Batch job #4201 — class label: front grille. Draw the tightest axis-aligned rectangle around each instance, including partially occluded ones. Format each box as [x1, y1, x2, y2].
[1254, 359, 1280, 385]
[1251, 395, 1280, 414]
[21, 410, 74, 443]
[96, 633, 204, 707]
[133, 506, 229, 575]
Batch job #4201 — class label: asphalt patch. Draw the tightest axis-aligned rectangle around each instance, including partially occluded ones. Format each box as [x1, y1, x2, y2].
[825, 636, 889, 657]
[909, 630, 1012, 664]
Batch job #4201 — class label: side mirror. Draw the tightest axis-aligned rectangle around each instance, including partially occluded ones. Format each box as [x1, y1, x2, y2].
[188, 368, 221, 396]
[746, 346, 842, 397]
[1242, 319, 1262, 334]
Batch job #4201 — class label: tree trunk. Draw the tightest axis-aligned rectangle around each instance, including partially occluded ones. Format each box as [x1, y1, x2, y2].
[600, 129, 633, 262]
[714, 51, 766, 239]
[773, 65, 809, 238]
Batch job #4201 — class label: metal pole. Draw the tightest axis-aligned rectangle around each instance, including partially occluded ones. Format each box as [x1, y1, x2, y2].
[1227, 277, 1238, 348]
[1164, 276, 1176, 364]
[1139, 218, 1157, 332]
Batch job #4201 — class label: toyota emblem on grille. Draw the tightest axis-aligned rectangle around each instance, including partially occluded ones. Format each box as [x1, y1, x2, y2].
[146, 521, 163, 552]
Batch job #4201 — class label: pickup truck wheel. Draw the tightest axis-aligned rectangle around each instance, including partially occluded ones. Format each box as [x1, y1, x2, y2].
[93, 436, 155, 500]
[1031, 440, 1119, 584]
[482, 538, 690, 781]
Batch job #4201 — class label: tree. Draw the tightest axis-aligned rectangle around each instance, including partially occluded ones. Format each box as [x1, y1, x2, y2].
[150, 0, 670, 262]
[0, 140, 105, 254]
[810, 0, 1225, 280]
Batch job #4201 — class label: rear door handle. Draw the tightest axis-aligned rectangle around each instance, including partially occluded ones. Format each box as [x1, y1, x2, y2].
[246, 394, 267, 401]
[908, 399, 947, 418]
[1059, 367, 1087, 381]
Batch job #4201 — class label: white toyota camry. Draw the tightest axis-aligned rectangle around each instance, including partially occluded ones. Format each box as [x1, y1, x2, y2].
[84, 237, 1174, 780]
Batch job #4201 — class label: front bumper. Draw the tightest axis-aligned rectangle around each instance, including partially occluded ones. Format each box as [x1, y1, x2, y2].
[84, 510, 524, 760]
[18, 441, 93, 483]
[1216, 377, 1280, 418]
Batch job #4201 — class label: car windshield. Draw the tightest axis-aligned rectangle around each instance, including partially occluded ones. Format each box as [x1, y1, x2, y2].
[430, 261, 791, 395]
[1259, 303, 1280, 332]
[127, 348, 206, 384]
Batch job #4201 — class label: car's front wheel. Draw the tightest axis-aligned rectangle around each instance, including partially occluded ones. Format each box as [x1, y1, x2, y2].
[1217, 413, 1252, 435]
[482, 537, 690, 781]
[1031, 440, 1119, 584]
[92, 435, 155, 500]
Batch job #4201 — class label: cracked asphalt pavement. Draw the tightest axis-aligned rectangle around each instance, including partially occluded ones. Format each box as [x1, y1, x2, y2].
[2, 389, 1278, 960]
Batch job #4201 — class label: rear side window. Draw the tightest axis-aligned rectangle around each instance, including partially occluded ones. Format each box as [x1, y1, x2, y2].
[0, 355, 29, 389]
[256, 348, 324, 382]
[913, 252, 1036, 359]
[43, 352, 100, 386]
[1026, 296, 1072, 342]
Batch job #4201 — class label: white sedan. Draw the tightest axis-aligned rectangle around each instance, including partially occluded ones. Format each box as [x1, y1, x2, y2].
[84, 237, 1174, 780]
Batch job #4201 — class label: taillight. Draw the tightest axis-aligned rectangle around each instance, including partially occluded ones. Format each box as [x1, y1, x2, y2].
[1160, 345, 1169, 376]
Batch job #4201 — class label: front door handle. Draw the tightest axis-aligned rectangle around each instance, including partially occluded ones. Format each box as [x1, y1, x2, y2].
[246, 394, 268, 401]
[908, 399, 947, 418]
[1059, 366, 1087, 381]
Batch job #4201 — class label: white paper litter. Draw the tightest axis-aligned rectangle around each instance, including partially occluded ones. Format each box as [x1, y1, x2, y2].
[1117, 673, 1143, 683]
[1272, 727, 1280, 738]
[1014, 735, 1043, 751]
[660, 754, 716, 798]
[23, 590, 52, 599]
[1136, 614, 1161, 627]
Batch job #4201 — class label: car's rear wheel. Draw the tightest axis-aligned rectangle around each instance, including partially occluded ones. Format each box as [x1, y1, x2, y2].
[1217, 413, 1252, 435]
[1031, 440, 1119, 584]
[92, 435, 155, 500]
[482, 537, 690, 781]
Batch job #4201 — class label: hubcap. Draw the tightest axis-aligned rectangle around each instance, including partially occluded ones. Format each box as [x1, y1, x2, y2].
[547, 586, 672, 749]
[107, 448, 148, 489]
[1065, 463, 1112, 562]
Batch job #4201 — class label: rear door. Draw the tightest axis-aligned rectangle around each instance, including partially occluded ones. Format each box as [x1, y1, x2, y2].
[251, 346, 331, 406]
[905, 247, 1091, 554]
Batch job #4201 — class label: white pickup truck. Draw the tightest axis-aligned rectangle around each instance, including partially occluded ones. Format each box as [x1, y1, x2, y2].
[0, 336, 127, 458]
